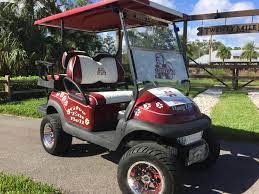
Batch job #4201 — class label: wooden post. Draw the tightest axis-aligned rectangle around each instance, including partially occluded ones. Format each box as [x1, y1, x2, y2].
[235, 68, 239, 90]
[4, 75, 12, 101]
[208, 35, 213, 65]
[232, 68, 239, 90]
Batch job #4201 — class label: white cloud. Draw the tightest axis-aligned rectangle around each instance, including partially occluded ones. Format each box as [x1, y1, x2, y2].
[230, 2, 255, 11]
[192, 0, 231, 14]
[226, 33, 259, 47]
[150, 0, 176, 9]
[189, 0, 258, 48]
[192, 0, 255, 14]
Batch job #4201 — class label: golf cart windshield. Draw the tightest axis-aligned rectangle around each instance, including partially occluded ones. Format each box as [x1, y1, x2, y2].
[123, 10, 189, 93]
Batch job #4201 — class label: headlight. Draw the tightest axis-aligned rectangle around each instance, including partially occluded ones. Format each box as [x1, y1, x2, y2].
[177, 131, 203, 145]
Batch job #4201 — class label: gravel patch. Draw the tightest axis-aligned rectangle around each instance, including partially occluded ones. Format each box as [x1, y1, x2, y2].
[193, 88, 223, 116]
[248, 91, 259, 109]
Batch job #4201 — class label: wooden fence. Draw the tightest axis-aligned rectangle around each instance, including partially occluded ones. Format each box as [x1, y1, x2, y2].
[0, 75, 46, 101]
[188, 64, 259, 89]
[1, 64, 259, 101]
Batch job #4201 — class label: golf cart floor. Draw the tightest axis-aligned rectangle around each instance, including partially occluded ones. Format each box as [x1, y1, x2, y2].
[92, 130, 116, 143]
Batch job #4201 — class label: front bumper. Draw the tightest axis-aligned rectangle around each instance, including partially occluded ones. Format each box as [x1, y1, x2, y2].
[126, 114, 211, 139]
[178, 139, 209, 166]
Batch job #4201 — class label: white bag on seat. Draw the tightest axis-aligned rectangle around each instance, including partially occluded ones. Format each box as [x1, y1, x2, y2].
[79, 55, 118, 84]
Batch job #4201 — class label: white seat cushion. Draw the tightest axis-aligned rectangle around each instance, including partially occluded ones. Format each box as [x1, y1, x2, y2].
[89, 90, 133, 105]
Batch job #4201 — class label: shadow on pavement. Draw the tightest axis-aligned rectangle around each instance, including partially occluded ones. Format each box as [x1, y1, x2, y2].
[64, 143, 107, 157]
[179, 141, 259, 194]
[63, 141, 259, 194]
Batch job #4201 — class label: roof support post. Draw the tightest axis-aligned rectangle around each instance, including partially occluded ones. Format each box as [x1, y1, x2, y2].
[173, 23, 189, 77]
[119, 10, 139, 100]
[61, 19, 65, 51]
[183, 20, 188, 63]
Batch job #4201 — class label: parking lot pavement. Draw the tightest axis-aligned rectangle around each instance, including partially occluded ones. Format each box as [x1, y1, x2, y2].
[0, 114, 258, 194]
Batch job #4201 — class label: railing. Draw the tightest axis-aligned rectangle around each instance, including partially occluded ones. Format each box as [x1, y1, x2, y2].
[0, 75, 46, 101]
[188, 63, 259, 89]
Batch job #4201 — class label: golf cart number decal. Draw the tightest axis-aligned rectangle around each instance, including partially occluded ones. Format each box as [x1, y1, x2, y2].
[172, 104, 192, 112]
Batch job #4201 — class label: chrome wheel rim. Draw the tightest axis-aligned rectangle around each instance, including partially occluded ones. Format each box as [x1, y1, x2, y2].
[43, 123, 55, 149]
[127, 161, 165, 194]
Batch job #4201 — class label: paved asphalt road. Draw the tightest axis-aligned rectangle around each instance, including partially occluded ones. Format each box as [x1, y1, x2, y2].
[0, 114, 258, 194]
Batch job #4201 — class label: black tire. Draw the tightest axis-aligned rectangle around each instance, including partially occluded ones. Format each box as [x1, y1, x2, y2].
[40, 114, 72, 156]
[118, 143, 177, 194]
[189, 129, 220, 169]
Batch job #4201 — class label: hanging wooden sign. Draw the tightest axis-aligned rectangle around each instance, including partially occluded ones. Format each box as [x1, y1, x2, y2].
[197, 23, 259, 36]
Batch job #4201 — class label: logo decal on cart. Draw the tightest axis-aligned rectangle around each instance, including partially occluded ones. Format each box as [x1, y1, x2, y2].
[143, 103, 151, 110]
[156, 102, 164, 109]
[97, 67, 107, 75]
[134, 108, 141, 117]
[85, 118, 90, 125]
[164, 90, 177, 97]
[55, 92, 68, 107]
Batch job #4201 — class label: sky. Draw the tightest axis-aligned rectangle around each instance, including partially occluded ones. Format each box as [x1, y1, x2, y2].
[91, 0, 259, 47]
[1, 0, 259, 47]
[149, 0, 259, 48]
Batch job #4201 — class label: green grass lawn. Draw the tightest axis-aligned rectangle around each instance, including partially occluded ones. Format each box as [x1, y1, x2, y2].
[188, 87, 206, 98]
[211, 91, 259, 143]
[191, 78, 259, 88]
[0, 98, 46, 118]
[0, 172, 61, 194]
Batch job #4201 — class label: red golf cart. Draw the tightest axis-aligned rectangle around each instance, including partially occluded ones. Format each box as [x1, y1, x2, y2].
[35, 0, 220, 193]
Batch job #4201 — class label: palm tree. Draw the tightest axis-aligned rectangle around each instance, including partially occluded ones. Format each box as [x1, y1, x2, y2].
[0, 0, 96, 75]
[241, 42, 258, 64]
[216, 45, 231, 65]
[0, 32, 27, 75]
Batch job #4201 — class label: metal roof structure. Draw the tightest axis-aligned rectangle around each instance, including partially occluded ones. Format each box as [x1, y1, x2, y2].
[34, 0, 184, 32]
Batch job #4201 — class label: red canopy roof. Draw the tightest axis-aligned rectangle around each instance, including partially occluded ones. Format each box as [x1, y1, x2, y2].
[34, 0, 184, 32]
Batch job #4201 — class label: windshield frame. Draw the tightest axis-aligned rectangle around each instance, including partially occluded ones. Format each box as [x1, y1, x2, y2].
[119, 9, 188, 100]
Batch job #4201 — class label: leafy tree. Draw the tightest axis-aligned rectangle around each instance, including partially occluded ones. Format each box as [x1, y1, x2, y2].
[216, 44, 231, 64]
[128, 26, 177, 50]
[241, 41, 258, 64]
[186, 42, 196, 59]
[59, 0, 91, 9]
[233, 46, 241, 50]
[100, 34, 116, 55]
[0, 32, 27, 75]
[0, 1, 59, 75]
[0, 0, 103, 75]
[185, 39, 225, 59]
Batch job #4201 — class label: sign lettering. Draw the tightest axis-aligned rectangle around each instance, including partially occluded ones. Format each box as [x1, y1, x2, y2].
[197, 23, 259, 36]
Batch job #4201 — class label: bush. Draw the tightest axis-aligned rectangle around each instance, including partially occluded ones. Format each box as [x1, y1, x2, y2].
[0, 76, 46, 100]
